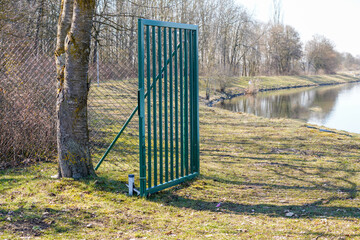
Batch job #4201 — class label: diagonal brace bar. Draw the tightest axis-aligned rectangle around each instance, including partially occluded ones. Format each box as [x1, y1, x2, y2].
[94, 43, 181, 170]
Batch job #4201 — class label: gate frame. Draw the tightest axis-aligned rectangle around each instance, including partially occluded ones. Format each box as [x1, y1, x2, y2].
[138, 19, 200, 197]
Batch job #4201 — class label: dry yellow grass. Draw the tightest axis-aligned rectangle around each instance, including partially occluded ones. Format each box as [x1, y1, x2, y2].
[1, 102, 360, 239]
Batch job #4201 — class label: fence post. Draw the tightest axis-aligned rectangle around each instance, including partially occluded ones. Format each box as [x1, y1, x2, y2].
[138, 19, 146, 197]
[194, 28, 200, 173]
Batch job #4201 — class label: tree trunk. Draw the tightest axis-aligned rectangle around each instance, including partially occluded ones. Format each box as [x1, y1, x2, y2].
[55, 0, 96, 179]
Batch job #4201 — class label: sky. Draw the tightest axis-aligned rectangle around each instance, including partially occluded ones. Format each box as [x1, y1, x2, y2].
[235, 0, 360, 57]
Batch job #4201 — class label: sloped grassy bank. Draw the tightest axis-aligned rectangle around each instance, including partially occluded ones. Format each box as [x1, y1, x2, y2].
[202, 73, 360, 106]
[1, 104, 360, 239]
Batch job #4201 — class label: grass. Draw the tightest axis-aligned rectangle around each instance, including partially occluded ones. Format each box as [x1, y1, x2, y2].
[1, 74, 360, 239]
[88, 78, 140, 173]
[2, 105, 360, 239]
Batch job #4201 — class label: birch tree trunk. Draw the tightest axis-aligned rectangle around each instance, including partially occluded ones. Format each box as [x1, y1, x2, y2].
[55, 0, 96, 178]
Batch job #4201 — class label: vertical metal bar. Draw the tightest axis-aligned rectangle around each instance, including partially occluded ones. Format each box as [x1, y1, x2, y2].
[184, 30, 189, 176]
[169, 28, 174, 180]
[164, 28, 169, 182]
[158, 26, 163, 184]
[189, 30, 193, 174]
[191, 30, 197, 174]
[179, 29, 184, 177]
[174, 29, 179, 179]
[194, 28, 200, 173]
[138, 19, 146, 196]
[152, 26, 157, 187]
[190, 30, 197, 174]
[146, 25, 151, 188]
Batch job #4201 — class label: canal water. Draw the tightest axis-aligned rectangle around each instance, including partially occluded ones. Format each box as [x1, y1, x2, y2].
[215, 82, 360, 134]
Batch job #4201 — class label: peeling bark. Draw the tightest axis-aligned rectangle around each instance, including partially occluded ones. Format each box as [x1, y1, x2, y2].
[55, 0, 96, 179]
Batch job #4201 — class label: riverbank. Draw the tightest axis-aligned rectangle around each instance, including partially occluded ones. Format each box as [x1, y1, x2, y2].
[1, 103, 360, 239]
[202, 73, 360, 106]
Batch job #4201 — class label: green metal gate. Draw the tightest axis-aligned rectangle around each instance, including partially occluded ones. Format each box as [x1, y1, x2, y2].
[138, 19, 199, 196]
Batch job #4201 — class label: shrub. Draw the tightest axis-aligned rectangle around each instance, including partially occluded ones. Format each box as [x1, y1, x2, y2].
[0, 40, 57, 168]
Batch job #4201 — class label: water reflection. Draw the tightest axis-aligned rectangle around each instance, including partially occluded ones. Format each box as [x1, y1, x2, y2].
[216, 83, 360, 133]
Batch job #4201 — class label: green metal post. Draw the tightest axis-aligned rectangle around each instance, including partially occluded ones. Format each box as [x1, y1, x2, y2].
[164, 28, 169, 182]
[169, 28, 174, 180]
[146, 25, 151, 188]
[152, 26, 157, 187]
[184, 30, 189, 176]
[174, 29, 179, 179]
[194, 28, 200, 173]
[138, 19, 146, 196]
[179, 29, 184, 177]
[189, 30, 194, 174]
[158, 26, 163, 184]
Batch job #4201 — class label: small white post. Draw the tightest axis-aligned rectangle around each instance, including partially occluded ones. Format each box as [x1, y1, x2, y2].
[128, 174, 134, 196]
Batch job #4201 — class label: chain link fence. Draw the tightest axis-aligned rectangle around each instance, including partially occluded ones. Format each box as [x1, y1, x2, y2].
[0, 38, 57, 168]
[0, 34, 139, 173]
[87, 41, 139, 174]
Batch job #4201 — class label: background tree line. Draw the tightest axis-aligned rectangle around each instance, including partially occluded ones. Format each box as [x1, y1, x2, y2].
[2, 0, 360, 78]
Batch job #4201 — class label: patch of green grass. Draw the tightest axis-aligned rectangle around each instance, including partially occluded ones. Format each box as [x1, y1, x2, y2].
[1, 103, 360, 239]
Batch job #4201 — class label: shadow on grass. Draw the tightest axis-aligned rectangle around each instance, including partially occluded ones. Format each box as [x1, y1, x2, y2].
[148, 175, 360, 219]
[145, 157, 360, 219]
[86, 153, 360, 220]
[2, 157, 359, 238]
